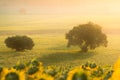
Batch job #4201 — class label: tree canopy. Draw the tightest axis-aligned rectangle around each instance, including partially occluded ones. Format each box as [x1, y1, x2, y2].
[5, 35, 34, 51]
[66, 22, 108, 52]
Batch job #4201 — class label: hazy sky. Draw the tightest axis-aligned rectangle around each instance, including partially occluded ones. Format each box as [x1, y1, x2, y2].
[0, 0, 120, 32]
[0, 0, 120, 15]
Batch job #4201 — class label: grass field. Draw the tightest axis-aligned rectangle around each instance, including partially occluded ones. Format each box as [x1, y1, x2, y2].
[0, 29, 120, 67]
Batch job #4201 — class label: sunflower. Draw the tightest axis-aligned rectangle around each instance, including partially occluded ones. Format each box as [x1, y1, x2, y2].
[110, 58, 120, 80]
[113, 58, 120, 70]
[110, 69, 120, 80]
[1, 68, 25, 80]
[67, 68, 88, 80]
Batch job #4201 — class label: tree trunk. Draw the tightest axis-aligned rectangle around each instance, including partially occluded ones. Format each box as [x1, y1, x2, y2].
[81, 44, 88, 52]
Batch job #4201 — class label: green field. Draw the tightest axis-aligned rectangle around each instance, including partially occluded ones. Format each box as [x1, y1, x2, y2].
[0, 29, 120, 67]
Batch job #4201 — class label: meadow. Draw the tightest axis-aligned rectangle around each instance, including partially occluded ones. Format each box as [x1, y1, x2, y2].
[0, 29, 120, 68]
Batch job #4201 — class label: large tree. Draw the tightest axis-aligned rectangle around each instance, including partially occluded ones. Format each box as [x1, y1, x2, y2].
[5, 35, 34, 51]
[66, 22, 108, 52]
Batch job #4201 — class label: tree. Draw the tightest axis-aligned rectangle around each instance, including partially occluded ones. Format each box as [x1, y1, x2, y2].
[66, 22, 108, 52]
[5, 35, 34, 51]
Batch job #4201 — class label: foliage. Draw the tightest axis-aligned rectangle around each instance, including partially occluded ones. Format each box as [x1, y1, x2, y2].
[13, 62, 26, 70]
[66, 22, 108, 52]
[1, 58, 119, 80]
[27, 66, 39, 75]
[5, 35, 34, 51]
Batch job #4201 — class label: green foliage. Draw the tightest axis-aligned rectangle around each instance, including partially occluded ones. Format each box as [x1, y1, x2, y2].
[26, 59, 40, 68]
[5, 35, 34, 51]
[91, 66, 104, 77]
[104, 70, 113, 80]
[27, 66, 39, 75]
[82, 62, 97, 70]
[58, 74, 67, 80]
[13, 62, 25, 70]
[31, 59, 40, 67]
[89, 62, 97, 69]
[45, 67, 57, 77]
[66, 22, 108, 52]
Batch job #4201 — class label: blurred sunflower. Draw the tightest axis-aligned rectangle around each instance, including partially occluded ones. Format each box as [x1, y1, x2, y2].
[1, 68, 25, 80]
[67, 68, 88, 80]
[110, 58, 120, 80]
[113, 58, 120, 70]
[111, 69, 120, 80]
